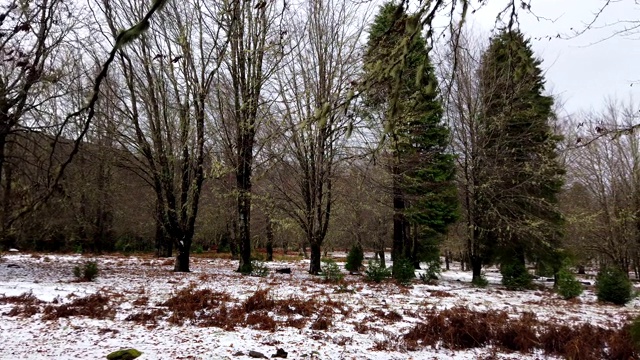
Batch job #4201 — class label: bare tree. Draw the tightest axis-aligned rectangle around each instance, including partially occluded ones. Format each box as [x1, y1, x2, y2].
[0, 0, 95, 249]
[214, 0, 287, 273]
[437, 27, 487, 282]
[268, 0, 366, 274]
[565, 98, 640, 272]
[98, 0, 227, 271]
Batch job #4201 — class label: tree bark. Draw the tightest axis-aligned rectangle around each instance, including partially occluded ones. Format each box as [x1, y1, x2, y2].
[174, 239, 191, 272]
[471, 255, 482, 282]
[309, 241, 322, 275]
[445, 250, 450, 271]
[377, 250, 386, 268]
[266, 215, 274, 262]
[392, 162, 406, 262]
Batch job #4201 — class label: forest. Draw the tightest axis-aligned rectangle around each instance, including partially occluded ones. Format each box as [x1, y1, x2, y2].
[4, 0, 640, 359]
[0, 0, 638, 281]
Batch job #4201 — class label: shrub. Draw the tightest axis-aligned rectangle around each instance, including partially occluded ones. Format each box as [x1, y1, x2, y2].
[393, 258, 415, 286]
[472, 274, 489, 288]
[321, 259, 344, 283]
[596, 266, 633, 305]
[365, 260, 391, 283]
[250, 260, 269, 277]
[419, 260, 441, 284]
[73, 261, 99, 282]
[500, 261, 533, 290]
[345, 244, 364, 272]
[556, 266, 583, 300]
[193, 244, 204, 254]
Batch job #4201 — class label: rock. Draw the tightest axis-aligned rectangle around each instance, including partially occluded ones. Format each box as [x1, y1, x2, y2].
[271, 348, 288, 358]
[8, 248, 18, 252]
[106, 348, 142, 360]
[275, 268, 291, 274]
[7, 264, 20, 268]
[232, 351, 245, 356]
[248, 350, 268, 358]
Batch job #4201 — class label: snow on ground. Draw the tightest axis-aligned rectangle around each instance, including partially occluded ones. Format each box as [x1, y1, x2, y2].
[0, 252, 638, 359]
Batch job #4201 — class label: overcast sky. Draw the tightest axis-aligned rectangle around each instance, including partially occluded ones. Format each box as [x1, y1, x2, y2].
[469, 0, 640, 116]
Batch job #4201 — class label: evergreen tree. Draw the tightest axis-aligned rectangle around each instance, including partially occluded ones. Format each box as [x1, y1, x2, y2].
[363, 2, 458, 274]
[477, 30, 564, 273]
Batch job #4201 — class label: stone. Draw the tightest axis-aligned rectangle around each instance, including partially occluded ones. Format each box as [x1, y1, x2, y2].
[275, 268, 291, 274]
[7, 264, 20, 268]
[106, 348, 142, 360]
[271, 348, 288, 358]
[248, 350, 268, 358]
[8, 248, 18, 252]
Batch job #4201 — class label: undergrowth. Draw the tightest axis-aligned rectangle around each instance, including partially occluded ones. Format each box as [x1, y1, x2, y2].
[403, 306, 637, 359]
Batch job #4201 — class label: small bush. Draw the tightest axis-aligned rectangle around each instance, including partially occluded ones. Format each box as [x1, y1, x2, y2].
[321, 259, 344, 283]
[345, 244, 364, 272]
[393, 258, 415, 286]
[472, 274, 489, 288]
[556, 267, 583, 300]
[419, 260, 441, 284]
[250, 260, 269, 277]
[73, 261, 99, 282]
[500, 261, 533, 290]
[193, 244, 204, 254]
[596, 266, 633, 305]
[365, 260, 391, 283]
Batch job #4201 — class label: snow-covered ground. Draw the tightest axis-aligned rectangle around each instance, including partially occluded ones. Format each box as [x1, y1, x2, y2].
[1, 252, 638, 359]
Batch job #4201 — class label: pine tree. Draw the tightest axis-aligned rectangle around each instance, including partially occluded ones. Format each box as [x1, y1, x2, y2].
[477, 30, 564, 274]
[363, 2, 458, 274]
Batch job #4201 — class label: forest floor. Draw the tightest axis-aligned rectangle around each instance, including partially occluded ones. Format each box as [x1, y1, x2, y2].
[1, 252, 639, 360]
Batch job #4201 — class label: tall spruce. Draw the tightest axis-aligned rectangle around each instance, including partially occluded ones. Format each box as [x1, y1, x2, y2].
[363, 2, 458, 274]
[477, 30, 564, 273]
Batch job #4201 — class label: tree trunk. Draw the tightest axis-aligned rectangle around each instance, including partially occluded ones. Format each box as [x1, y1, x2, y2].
[1, 137, 15, 251]
[445, 250, 450, 271]
[309, 241, 322, 275]
[266, 215, 274, 262]
[237, 189, 252, 273]
[392, 163, 405, 262]
[174, 240, 191, 272]
[377, 250, 386, 268]
[471, 255, 482, 283]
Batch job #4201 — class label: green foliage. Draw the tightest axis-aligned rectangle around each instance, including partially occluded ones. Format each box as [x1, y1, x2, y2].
[472, 274, 490, 288]
[345, 244, 364, 272]
[596, 266, 633, 305]
[535, 261, 555, 278]
[500, 261, 533, 290]
[114, 235, 154, 254]
[321, 259, 344, 283]
[393, 258, 415, 286]
[192, 244, 204, 254]
[364, 2, 458, 266]
[477, 30, 565, 267]
[250, 260, 269, 277]
[73, 261, 99, 282]
[238, 261, 253, 275]
[419, 259, 441, 284]
[556, 266, 583, 300]
[365, 260, 392, 283]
